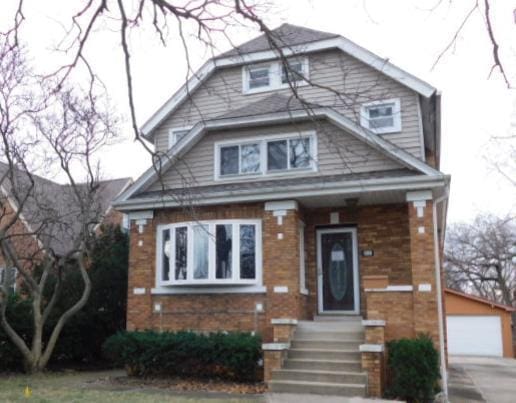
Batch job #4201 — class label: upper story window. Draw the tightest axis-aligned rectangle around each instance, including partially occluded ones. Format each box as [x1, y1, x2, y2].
[360, 98, 401, 134]
[168, 127, 191, 149]
[242, 57, 309, 94]
[157, 219, 262, 286]
[215, 132, 317, 180]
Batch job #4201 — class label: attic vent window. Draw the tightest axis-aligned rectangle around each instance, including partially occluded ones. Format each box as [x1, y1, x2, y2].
[360, 98, 401, 134]
[168, 127, 191, 149]
[243, 58, 309, 94]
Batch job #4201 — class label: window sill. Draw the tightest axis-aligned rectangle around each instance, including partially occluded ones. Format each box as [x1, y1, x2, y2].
[215, 167, 318, 182]
[152, 284, 267, 295]
[242, 80, 309, 95]
[159, 280, 259, 287]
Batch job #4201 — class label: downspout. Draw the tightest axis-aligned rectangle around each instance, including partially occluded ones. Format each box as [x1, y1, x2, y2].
[433, 186, 449, 401]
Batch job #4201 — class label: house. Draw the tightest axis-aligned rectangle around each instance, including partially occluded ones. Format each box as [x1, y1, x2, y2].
[0, 161, 132, 292]
[445, 288, 514, 358]
[113, 24, 450, 398]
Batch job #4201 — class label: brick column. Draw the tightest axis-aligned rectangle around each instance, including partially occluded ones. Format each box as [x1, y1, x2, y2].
[406, 191, 440, 346]
[271, 318, 298, 342]
[361, 320, 386, 397]
[262, 343, 289, 382]
[126, 211, 155, 331]
[263, 201, 301, 336]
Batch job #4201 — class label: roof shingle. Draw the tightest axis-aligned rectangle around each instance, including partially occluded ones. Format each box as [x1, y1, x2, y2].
[219, 23, 339, 58]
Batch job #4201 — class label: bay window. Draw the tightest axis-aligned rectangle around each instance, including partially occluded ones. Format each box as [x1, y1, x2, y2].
[157, 220, 262, 286]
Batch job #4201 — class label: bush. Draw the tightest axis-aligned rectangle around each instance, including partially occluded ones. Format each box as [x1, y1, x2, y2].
[103, 330, 262, 382]
[386, 334, 440, 402]
[0, 225, 128, 372]
[48, 225, 129, 366]
[0, 294, 33, 372]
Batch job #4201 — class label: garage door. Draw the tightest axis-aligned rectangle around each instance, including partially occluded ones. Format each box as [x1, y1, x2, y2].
[447, 315, 503, 356]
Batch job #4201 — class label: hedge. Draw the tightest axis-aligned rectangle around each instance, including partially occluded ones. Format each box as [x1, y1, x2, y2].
[386, 334, 440, 402]
[102, 330, 262, 382]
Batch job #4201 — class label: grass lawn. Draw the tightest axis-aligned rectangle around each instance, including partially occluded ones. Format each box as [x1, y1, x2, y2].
[0, 370, 265, 402]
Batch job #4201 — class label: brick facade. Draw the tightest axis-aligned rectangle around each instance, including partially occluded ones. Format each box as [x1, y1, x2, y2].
[127, 201, 443, 342]
[126, 199, 445, 396]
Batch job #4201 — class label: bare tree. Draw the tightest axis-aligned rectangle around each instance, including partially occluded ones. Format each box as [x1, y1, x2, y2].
[445, 214, 516, 337]
[432, 0, 514, 88]
[0, 30, 117, 372]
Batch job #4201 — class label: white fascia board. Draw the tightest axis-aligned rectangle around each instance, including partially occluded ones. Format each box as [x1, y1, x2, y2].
[141, 37, 436, 139]
[115, 174, 449, 211]
[141, 60, 215, 137]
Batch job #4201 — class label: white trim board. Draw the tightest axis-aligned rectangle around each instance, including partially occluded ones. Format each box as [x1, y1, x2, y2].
[141, 36, 436, 138]
[115, 107, 443, 205]
[116, 174, 448, 211]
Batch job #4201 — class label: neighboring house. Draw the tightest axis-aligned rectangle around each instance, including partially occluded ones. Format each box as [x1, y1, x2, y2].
[114, 24, 450, 398]
[445, 288, 514, 358]
[0, 161, 132, 292]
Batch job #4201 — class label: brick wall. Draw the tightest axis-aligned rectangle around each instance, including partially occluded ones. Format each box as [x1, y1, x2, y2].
[303, 204, 411, 317]
[127, 201, 442, 351]
[126, 202, 304, 341]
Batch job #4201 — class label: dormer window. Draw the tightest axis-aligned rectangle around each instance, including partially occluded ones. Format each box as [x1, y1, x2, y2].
[281, 61, 304, 84]
[248, 65, 271, 90]
[360, 98, 401, 134]
[168, 127, 191, 148]
[243, 58, 308, 94]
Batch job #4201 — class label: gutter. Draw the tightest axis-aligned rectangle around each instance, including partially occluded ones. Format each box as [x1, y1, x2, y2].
[432, 185, 450, 401]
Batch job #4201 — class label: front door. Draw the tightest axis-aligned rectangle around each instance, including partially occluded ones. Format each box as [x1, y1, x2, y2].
[316, 228, 359, 314]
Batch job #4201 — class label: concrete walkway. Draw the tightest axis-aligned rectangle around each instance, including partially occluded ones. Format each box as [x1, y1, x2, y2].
[448, 356, 516, 403]
[266, 394, 396, 403]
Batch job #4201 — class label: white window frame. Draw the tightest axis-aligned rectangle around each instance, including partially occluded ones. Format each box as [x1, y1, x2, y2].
[360, 98, 401, 134]
[156, 219, 262, 287]
[242, 57, 309, 95]
[214, 131, 318, 181]
[168, 126, 192, 149]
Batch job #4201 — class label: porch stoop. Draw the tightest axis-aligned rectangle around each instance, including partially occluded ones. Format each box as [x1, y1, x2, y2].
[269, 316, 367, 397]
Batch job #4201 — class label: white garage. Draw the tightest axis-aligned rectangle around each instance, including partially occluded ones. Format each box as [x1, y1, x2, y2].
[447, 315, 503, 357]
[445, 288, 514, 358]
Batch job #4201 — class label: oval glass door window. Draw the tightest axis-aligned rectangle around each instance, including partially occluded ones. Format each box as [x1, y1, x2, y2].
[329, 243, 347, 301]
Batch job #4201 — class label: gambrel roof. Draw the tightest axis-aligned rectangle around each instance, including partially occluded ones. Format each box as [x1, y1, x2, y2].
[141, 24, 437, 139]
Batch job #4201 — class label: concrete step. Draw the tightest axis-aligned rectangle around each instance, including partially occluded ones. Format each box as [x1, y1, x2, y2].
[294, 330, 364, 340]
[284, 358, 362, 372]
[269, 379, 366, 397]
[297, 321, 364, 331]
[272, 368, 367, 384]
[313, 315, 363, 322]
[291, 339, 362, 350]
[288, 348, 361, 361]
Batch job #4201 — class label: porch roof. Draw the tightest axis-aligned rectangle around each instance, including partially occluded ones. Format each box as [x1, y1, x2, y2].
[115, 169, 449, 210]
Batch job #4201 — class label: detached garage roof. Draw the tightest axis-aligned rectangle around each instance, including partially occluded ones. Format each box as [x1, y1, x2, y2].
[445, 288, 515, 313]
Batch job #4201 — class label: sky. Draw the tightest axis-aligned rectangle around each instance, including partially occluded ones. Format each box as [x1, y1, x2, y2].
[1, 0, 515, 223]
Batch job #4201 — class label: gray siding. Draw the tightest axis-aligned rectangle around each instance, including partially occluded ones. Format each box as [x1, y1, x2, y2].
[153, 49, 423, 161]
[146, 121, 403, 191]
